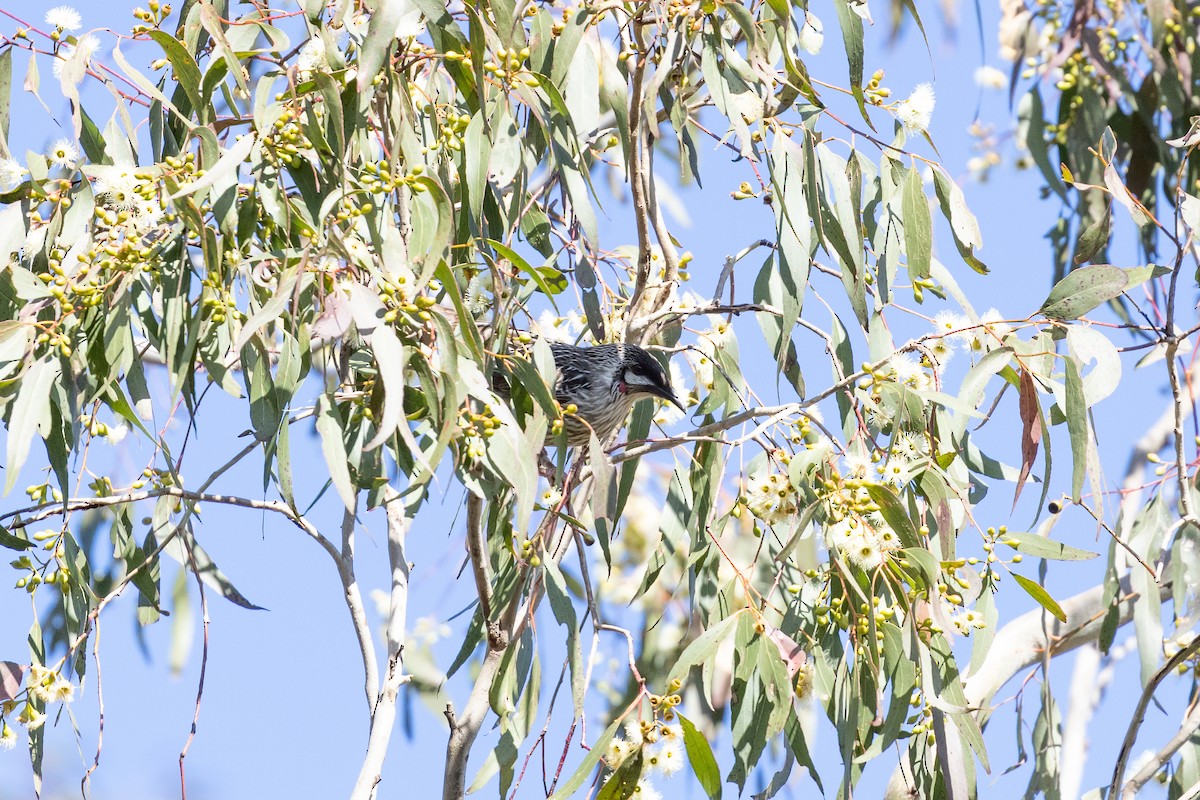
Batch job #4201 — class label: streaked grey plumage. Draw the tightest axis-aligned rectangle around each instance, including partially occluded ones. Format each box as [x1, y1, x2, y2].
[548, 342, 683, 446]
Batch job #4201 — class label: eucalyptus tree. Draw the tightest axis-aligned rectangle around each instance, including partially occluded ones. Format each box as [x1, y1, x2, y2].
[0, 0, 1198, 798]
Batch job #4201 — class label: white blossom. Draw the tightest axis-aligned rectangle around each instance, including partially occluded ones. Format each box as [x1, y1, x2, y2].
[47, 138, 79, 168]
[0, 722, 16, 750]
[651, 740, 684, 776]
[536, 309, 582, 343]
[632, 778, 662, 800]
[932, 310, 972, 345]
[45, 6, 82, 31]
[296, 38, 327, 78]
[974, 65, 1008, 90]
[843, 531, 883, 570]
[888, 353, 930, 391]
[895, 83, 935, 134]
[0, 157, 27, 187]
[465, 273, 491, 317]
[744, 469, 796, 525]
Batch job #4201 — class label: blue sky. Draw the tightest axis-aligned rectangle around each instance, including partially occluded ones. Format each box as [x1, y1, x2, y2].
[0, 1, 1186, 799]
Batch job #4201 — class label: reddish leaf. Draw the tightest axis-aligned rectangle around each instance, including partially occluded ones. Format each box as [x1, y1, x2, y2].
[0, 661, 25, 702]
[1014, 369, 1042, 507]
[766, 627, 807, 682]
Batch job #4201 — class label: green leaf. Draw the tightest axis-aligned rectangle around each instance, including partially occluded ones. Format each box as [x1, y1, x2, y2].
[678, 714, 721, 800]
[932, 167, 988, 274]
[902, 165, 932, 280]
[1010, 572, 1067, 622]
[831, 0, 870, 124]
[1000, 531, 1098, 561]
[667, 612, 742, 685]
[865, 484, 921, 548]
[1064, 356, 1087, 502]
[316, 393, 357, 512]
[486, 239, 563, 306]
[5, 358, 62, 495]
[1039, 264, 1130, 320]
[595, 748, 643, 800]
[0, 49, 12, 142]
[0, 524, 33, 551]
[147, 31, 205, 119]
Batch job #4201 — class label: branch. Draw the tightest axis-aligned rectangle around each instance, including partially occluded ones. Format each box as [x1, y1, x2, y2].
[337, 503, 380, 713]
[1110, 635, 1200, 797]
[442, 461, 589, 799]
[963, 565, 1173, 712]
[350, 487, 413, 800]
[1121, 695, 1200, 798]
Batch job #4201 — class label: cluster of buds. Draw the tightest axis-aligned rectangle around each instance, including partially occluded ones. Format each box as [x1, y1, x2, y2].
[864, 68, 891, 105]
[359, 161, 425, 194]
[518, 536, 541, 567]
[730, 180, 759, 201]
[378, 276, 438, 328]
[966, 525, 1022, 582]
[199, 277, 244, 326]
[481, 46, 537, 87]
[12, 529, 70, 592]
[416, 103, 474, 154]
[131, 1, 171, 34]
[262, 106, 315, 168]
[647, 678, 685, 722]
[129, 465, 178, 492]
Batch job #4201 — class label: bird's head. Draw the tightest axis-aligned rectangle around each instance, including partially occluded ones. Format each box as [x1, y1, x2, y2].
[617, 344, 685, 412]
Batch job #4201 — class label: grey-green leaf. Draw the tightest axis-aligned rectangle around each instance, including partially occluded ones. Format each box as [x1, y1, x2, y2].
[1039, 264, 1129, 320]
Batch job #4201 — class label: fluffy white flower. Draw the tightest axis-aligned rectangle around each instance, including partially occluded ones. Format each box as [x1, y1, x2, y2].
[540, 485, 563, 508]
[744, 469, 796, 525]
[0, 722, 16, 750]
[927, 338, 954, 371]
[888, 353, 930, 391]
[799, 13, 824, 55]
[465, 273, 491, 317]
[18, 704, 45, 731]
[843, 531, 883, 571]
[536, 308, 582, 343]
[841, 450, 873, 480]
[624, 719, 645, 748]
[91, 166, 143, 211]
[47, 138, 79, 168]
[952, 609, 987, 635]
[605, 737, 631, 767]
[651, 740, 684, 776]
[45, 6, 82, 31]
[632, 778, 662, 800]
[51, 677, 75, 703]
[932, 310, 971, 344]
[975, 308, 1013, 352]
[974, 65, 1008, 90]
[296, 38, 327, 78]
[0, 157, 27, 187]
[895, 83, 936, 134]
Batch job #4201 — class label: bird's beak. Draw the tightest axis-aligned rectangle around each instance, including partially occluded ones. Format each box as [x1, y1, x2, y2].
[650, 384, 686, 413]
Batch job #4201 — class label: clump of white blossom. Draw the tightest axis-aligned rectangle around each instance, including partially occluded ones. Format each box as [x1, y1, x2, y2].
[827, 513, 899, 571]
[894, 83, 935, 134]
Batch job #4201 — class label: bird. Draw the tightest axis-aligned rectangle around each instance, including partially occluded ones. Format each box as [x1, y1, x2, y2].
[546, 342, 685, 447]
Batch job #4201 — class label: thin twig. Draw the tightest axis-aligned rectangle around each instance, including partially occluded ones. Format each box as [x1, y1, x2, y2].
[1110, 636, 1200, 797]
